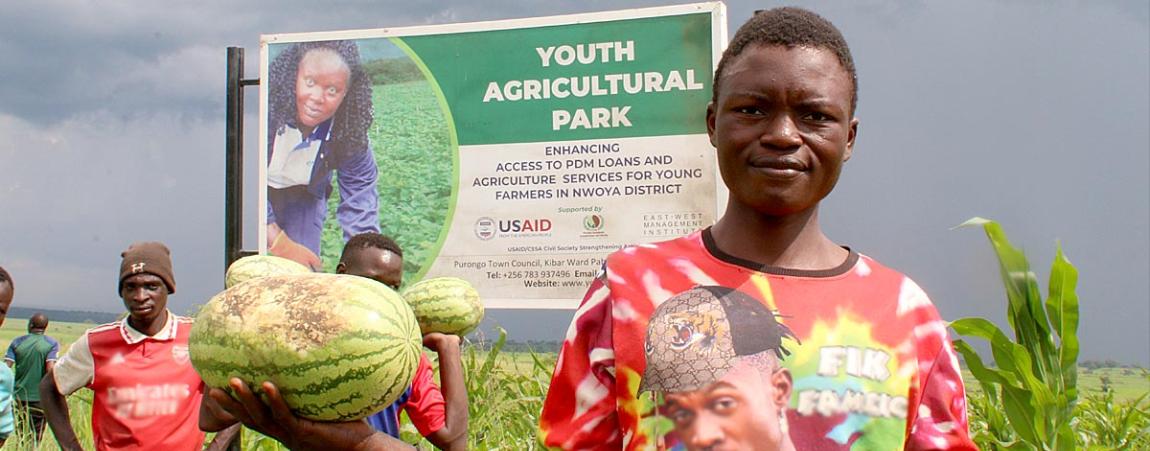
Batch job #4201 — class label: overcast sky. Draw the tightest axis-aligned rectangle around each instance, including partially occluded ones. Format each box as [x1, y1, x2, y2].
[0, 0, 1146, 365]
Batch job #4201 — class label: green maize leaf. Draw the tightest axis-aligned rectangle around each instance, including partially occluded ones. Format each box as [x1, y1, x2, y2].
[1047, 243, 1080, 401]
[954, 339, 1015, 387]
[1001, 338, 1055, 406]
[952, 319, 1022, 386]
[1001, 384, 1042, 446]
[978, 221, 1036, 338]
[479, 327, 508, 383]
[952, 318, 1031, 388]
[1055, 422, 1076, 451]
[953, 218, 1093, 451]
[951, 316, 1005, 341]
[996, 337, 1057, 443]
[961, 218, 1057, 384]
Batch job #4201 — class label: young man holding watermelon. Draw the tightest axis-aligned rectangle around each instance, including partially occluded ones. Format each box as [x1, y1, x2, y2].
[39, 242, 238, 451]
[336, 233, 468, 451]
[201, 233, 468, 450]
[540, 7, 975, 450]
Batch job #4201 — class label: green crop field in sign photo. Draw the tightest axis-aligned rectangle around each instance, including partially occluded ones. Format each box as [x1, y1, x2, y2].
[321, 73, 455, 284]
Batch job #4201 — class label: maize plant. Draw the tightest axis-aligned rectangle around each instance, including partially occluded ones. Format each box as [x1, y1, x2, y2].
[951, 218, 1079, 450]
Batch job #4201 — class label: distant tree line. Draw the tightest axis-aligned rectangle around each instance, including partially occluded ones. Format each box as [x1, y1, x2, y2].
[363, 58, 424, 86]
[6, 306, 119, 325]
[1080, 359, 1145, 370]
[465, 339, 562, 354]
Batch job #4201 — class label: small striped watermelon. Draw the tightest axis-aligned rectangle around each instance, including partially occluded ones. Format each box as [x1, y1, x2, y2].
[401, 277, 484, 336]
[190, 273, 421, 421]
[224, 255, 310, 288]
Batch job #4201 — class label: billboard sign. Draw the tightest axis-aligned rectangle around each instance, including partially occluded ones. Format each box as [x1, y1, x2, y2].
[260, 2, 726, 308]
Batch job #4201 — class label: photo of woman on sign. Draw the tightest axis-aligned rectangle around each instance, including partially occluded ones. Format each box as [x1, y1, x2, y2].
[266, 40, 380, 270]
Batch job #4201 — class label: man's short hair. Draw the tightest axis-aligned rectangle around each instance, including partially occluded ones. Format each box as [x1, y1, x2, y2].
[0, 265, 11, 290]
[713, 7, 858, 115]
[340, 232, 404, 264]
[29, 313, 48, 331]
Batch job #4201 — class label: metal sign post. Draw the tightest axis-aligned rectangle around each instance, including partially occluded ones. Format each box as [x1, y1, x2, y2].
[222, 45, 260, 451]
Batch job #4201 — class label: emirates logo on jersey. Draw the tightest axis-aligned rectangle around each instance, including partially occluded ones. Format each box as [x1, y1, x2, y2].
[107, 383, 192, 419]
[171, 345, 190, 365]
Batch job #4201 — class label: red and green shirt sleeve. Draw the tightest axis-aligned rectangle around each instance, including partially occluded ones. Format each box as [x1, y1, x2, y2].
[539, 274, 623, 449]
[404, 354, 447, 437]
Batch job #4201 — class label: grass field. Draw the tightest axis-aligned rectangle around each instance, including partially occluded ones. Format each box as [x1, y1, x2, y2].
[0, 319, 1145, 449]
[320, 79, 454, 280]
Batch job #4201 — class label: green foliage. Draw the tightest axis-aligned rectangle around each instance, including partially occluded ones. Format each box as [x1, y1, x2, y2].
[2, 391, 93, 450]
[9, 321, 1142, 450]
[951, 218, 1080, 450]
[1074, 392, 1150, 450]
[460, 328, 552, 450]
[362, 58, 426, 86]
[321, 79, 454, 282]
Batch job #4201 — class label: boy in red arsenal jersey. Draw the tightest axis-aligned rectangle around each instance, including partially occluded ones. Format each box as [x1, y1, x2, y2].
[540, 7, 976, 451]
[40, 242, 237, 451]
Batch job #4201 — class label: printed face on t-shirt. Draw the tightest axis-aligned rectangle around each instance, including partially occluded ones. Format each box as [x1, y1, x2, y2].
[661, 359, 794, 451]
[295, 48, 350, 129]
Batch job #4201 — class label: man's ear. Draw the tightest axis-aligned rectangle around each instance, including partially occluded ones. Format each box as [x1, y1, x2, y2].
[335, 262, 347, 274]
[843, 117, 859, 162]
[772, 368, 793, 408]
[706, 101, 718, 148]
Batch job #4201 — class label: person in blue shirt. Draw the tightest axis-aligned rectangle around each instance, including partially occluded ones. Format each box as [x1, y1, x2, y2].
[5, 313, 60, 443]
[0, 266, 18, 446]
[266, 40, 380, 270]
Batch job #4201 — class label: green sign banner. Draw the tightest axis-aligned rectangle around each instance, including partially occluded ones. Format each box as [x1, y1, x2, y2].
[260, 3, 726, 308]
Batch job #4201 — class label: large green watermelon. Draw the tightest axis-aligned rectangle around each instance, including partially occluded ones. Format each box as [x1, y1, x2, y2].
[190, 273, 421, 421]
[224, 254, 310, 288]
[401, 277, 484, 336]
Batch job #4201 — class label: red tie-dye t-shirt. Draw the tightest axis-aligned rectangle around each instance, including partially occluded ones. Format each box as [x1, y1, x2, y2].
[540, 229, 976, 450]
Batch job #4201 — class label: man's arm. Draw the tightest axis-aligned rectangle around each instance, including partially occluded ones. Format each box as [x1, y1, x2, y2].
[208, 378, 413, 451]
[40, 368, 83, 451]
[419, 334, 467, 451]
[334, 142, 381, 240]
[539, 274, 622, 449]
[5, 340, 16, 369]
[0, 365, 14, 446]
[203, 424, 242, 451]
[903, 286, 977, 451]
[46, 337, 60, 373]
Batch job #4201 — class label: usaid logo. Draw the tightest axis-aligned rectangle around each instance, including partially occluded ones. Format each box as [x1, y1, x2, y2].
[477, 217, 553, 239]
[475, 217, 496, 240]
[498, 218, 552, 233]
